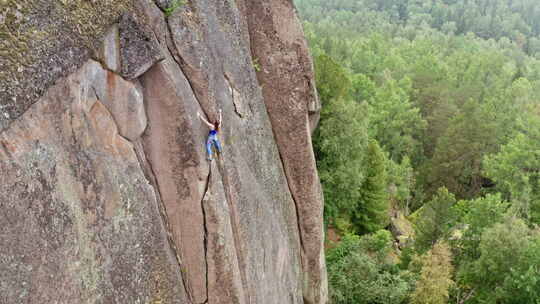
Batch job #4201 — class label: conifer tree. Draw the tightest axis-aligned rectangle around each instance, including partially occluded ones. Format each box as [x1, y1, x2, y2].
[353, 139, 389, 234]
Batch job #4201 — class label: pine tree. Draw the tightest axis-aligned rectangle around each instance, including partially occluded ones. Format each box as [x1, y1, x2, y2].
[428, 100, 501, 199]
[353, 139, 389, 234]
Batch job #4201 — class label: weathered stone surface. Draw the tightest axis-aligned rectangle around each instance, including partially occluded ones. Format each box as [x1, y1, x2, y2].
[87, 62, 148, 141]
[166, 0, 257, 116]
[140, 4, 305, 302]
[0, 61, 187, 303]
[139, 0, 308, 302]
[245, 1, 328, 303]
[141, 57, 210, 304]
[100, 24, 121, 72]
[119, 13, 164, 80]
[50, 59, 148, 142]
[204, 164, 246, 304]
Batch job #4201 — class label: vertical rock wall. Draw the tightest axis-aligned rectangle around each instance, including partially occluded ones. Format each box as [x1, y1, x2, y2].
[0, 0, 327, 303]
[245, 1, 327, 303]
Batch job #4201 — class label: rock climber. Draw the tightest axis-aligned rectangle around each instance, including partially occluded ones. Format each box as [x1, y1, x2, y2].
[197, 109, 222, 161]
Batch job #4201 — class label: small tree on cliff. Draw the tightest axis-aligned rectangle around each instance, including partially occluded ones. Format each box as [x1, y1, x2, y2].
[353, 139, 389, 234]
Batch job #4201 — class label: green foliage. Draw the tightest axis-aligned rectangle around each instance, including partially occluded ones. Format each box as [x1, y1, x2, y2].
[315, 54, 351, 103]
[313, 52, 372, 225]
[353, 139, 389, 234]
[509, 238, 540, 303]
[164, 0, 186, 17]
[351, 73, 376, 102]
[327, 231, 392, 264]
[361, 229, 393, 258]
[326, 234, 362, 265]
[296, 0, 540, 58]
[414, 187, 457, 252]
[398, 246, 415, 270]
[315, 96, 368, 222]
[484, 115, 540, 224]
[367, 74, 427, 163]
[460, 216, 540, 303]
[302, 0, 540, 212]
[410, 242, 454, 304]
[327, 234, 412, 304]
[302, 4, 540, 208]
[428, 99, 503, 199]
[387, 156, 415, 210]
[454, 193, 509, 263]
[252, 58, 261, 72]
[302, 0, 540, 301]
[333, 216, 354, 235]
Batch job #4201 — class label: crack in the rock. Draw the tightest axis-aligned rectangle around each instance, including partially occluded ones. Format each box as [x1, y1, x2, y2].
[143, 3, 212, 302]
[94, 94, 184, 277]
[144, 3, 247, 302]
[285, 170, 307, 255]
[270, 127, 306, 255]
[215, 157, 251, 303]
[243, 2, 309, 261]
[223, 73, 245, 118]
[91, 53, 200, 301]
[131, 139, 192, 299]
[89, 54, 124, 75]
[163, 15, 212, 118]
[0, 140, 11, 158]
[90, 85, 101, 101]
[200, 165, 211, 304]
[89, 14, 188, 291]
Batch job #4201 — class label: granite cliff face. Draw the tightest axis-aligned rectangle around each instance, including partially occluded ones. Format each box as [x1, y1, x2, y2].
[0, 0, 327, 303]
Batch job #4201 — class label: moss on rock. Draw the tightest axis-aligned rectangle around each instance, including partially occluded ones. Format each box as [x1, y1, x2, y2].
[0, 0, 135, 131]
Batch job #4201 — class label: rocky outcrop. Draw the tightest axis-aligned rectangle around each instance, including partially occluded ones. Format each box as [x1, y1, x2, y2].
[0, 0, 327, 303]
[390, 207, 415, 249]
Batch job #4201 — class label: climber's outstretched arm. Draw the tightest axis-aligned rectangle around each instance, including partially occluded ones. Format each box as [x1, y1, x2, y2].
[218, 109, 222, 127]
[197, 112, 214, 129]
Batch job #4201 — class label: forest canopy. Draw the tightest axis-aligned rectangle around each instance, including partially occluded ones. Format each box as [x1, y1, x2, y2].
[296, 0, 540, 303]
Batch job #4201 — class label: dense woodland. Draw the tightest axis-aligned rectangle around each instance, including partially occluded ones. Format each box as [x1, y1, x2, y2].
[295, 0, 540, 303]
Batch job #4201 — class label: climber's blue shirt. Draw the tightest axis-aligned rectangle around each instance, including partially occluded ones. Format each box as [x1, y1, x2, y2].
[209, 129, 218, 136]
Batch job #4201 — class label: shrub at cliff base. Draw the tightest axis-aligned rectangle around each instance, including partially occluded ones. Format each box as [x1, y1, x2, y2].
[326, 232, 413, 304]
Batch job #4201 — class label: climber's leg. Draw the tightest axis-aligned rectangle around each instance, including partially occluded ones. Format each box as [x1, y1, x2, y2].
[213, 138, 222, 154]
[206, 138, 213, 161]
